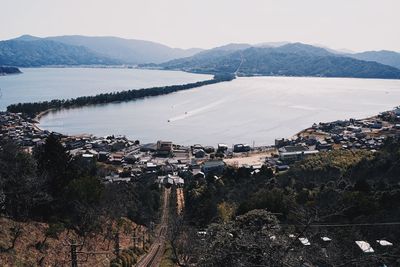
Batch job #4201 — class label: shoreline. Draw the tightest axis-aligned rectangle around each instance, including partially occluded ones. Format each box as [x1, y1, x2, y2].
[33, 109, 396, 149]
[3, 105, 399, 170]
[291, 114, 380, 140]
[34, 108, 56, 121]
[7, 74, 234, 115]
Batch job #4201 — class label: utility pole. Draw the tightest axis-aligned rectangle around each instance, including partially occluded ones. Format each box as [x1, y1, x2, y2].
[114, 232, 120, 256]
[132, 226, 137, 248]
[70, 240, 78, 267]
[63, 238, 111, 266]
[142, 230, 146, 250]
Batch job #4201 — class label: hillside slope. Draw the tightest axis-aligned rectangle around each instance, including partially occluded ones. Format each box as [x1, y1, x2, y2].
[0, 217, 144, 267]
[0, 38, 119, 67]
[349, 50, 400, 69]
[157, 43, 400, 79]
[46, 35, 203, 64]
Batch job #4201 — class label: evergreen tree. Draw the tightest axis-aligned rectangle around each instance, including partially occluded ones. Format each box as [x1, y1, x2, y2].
[35, 134, 72, 197]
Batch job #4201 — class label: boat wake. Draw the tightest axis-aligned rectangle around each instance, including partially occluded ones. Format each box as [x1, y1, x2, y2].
[168, 99, 225, 122]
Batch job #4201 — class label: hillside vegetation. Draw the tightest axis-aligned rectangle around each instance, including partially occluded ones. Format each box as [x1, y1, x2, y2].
[157, 43, 400, 79]
[349, 50, 400, 69]
[182, 137, 400, 266]
[0, 35, 202, 66]
[47, 35, 202, 64]
[0, 217, 143, 266]
[0, 38, 120, 67]
[2, 35, 400, 73]
[0, 136, 160, 266]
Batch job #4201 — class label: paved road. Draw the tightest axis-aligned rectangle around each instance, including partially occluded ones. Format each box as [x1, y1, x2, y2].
[136, 188, 170, 267]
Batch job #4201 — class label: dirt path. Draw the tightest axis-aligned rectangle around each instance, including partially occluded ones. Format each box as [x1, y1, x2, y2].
[224, 150, 276, 167]
[136, 188, 170, 267]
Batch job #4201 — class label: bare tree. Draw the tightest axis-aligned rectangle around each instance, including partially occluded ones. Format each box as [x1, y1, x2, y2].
[0, 222, 23, 252]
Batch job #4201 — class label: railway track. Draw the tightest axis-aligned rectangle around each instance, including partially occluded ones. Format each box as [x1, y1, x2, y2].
[176, 187, 185, 215]
[136, 188, 170, 267]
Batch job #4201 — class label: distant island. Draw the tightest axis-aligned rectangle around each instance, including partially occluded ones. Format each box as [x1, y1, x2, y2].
[0, 66, 21, 75]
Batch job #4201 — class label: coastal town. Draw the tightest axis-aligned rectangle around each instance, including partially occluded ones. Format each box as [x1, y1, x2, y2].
[2, 1, 400, 266]
[2, 106, 400, 185]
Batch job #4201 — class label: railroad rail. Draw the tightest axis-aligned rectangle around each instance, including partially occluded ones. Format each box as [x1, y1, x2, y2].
[136, 188, 170, 267]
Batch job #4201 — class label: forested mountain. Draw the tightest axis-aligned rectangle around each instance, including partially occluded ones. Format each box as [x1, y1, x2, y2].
[2, 35, 400, 76]
[0, 136, 160, 265]
[0, 38, 119, 67]
[208, 43, 253, 52]
[271, 42, 333, 56]
[0, 35, 203, 66]
[156, 43, 400, 79]
[349, 50, 400, 69]
[46, 35, 203, 64]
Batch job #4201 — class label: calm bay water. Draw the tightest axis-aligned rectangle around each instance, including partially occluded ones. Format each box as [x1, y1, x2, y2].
[38, 76, 400, 146]
[0, 67, 212, 110]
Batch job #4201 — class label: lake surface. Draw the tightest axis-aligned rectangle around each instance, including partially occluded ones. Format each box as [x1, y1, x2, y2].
[0, 68, 212, 110]
[39, 76, 400, 146]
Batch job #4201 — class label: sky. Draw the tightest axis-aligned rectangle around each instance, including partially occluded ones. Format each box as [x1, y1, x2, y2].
[1, 0, 399, 52]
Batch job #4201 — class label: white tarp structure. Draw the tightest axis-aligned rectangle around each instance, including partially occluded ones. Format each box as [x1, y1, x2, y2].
[377, 240, 393, 246]
[299, 237, 311, 246]
[355, 241, 374, 253]
[321, 236, 332, 242]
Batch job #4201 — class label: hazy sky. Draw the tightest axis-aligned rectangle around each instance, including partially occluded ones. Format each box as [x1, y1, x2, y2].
[1, 0, 399, 52]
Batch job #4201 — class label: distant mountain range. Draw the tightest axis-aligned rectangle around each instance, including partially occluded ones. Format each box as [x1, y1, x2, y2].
[45, 35, 202, 64]
[0, 35, 202, 66]
[347, 50, 400, 70]
[0, 35, 400, 79]
[151, 43, 400, 79]
[0, 36, 119, 67]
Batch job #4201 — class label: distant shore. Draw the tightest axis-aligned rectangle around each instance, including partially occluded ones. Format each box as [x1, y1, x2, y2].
[291, 114, 380, 139]
[0, 66, 22, 76]
[33, 108, 56, 122]
[33, 108, 397, 150]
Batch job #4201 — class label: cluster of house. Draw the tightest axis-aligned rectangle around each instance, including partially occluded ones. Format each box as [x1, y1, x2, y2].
[0, 112, 50, 152]
[145, 142, 229, 187]
[278, 118, 392, 152]
[309, 118, 392, 149]
[0, 113, 232, 185]
[261, 107, 400, 172]
[2, 107, 400, 183]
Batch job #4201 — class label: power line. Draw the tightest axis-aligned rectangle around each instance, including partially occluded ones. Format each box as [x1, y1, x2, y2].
[280, 222, 400, 228]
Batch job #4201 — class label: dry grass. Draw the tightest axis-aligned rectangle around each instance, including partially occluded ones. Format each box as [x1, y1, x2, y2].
[0, 217, 144, 267]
